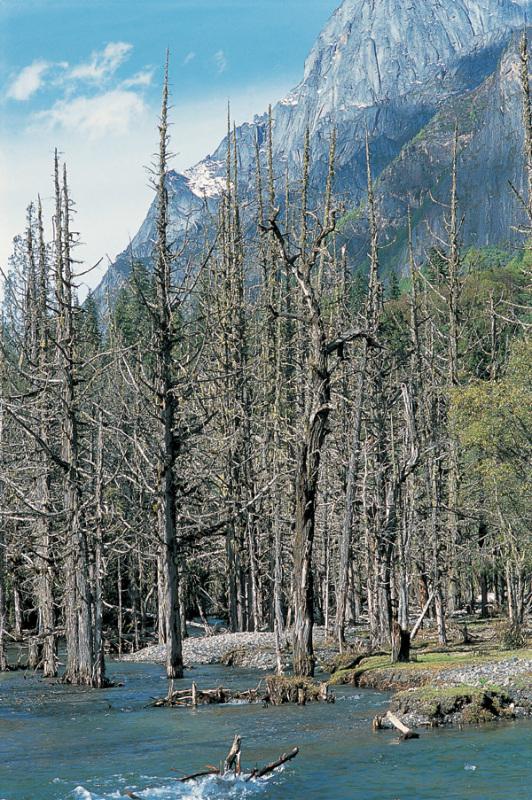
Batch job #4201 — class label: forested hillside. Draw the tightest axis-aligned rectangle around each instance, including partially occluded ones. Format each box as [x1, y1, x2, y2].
[0, 31, 530, 688]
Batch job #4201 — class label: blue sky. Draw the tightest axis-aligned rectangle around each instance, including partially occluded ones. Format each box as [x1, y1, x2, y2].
[1, 0, 339, 291]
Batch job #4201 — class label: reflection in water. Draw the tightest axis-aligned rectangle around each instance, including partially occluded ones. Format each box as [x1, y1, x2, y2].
[1, 659, 531, 800]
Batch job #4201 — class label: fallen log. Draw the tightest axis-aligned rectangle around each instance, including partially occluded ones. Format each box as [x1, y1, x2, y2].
[372, 710, 419, 740]
[386, 710, 420, 740]
[245, 746, 299, 781]
[178, 736, 300, 785]
[124, 734, 299, 794]
[410, 592, 434, 641]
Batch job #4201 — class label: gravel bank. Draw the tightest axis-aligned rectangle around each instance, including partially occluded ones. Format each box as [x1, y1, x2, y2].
[368, 656, 532, 728]
[437, 656, 532, 689]
[121, 628, 337, 671]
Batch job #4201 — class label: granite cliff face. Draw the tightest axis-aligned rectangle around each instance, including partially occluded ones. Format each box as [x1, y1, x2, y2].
[342, 33, 531, 269]
[93, 0, 531, 304]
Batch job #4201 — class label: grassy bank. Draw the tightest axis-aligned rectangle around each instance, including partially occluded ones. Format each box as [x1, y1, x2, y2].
[326, 618, 532, 727]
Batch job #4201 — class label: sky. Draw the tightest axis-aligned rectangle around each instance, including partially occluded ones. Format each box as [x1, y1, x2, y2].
[0, 0, 339, 296]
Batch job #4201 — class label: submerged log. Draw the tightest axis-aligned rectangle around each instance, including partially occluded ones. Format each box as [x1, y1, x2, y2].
[180, 767, 220, 783]
[246, 747, 299, 780]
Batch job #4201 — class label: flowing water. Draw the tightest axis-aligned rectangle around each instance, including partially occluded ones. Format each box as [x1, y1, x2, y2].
[1, 657, 531, 800]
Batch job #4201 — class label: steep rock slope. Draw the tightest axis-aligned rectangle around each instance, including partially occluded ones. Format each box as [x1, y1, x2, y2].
[341, 34, 530, 270]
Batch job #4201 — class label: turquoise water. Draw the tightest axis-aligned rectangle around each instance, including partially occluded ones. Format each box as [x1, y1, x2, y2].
[1, 659, 531, 800]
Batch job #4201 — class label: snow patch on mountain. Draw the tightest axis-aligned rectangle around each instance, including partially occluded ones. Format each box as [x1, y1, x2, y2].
[185, 159, 226, 198]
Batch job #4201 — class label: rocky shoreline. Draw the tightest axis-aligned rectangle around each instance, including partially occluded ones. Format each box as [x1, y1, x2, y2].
[329, 651, 532, 727]
[121, 628, 532, 728]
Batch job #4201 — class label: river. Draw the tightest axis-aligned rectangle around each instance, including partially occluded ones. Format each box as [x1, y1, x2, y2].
[1, 658, 531, 800]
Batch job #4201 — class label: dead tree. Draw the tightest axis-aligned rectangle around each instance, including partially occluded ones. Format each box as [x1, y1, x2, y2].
[264, 142, 378, 674]
[152, 54, 184, 680]
[335, 132, 381, 649]
[34, 197, 56, 677]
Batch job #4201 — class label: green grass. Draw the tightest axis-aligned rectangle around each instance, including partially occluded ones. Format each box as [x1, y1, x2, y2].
[328, 646, 532, 686]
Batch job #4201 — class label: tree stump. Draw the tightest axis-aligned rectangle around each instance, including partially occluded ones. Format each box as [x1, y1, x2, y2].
[391, 622, 411, 663]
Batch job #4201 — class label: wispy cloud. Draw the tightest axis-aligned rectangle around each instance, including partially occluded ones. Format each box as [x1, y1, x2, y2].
[214, 50, 228, 74]
[6, 42, 136, 102]
[183, 51, 196, 66]
[33, 89, 146, 139]
[120, 69, 153, 89]
[6, 60, 51, 101]
[69, 42, 133, 83]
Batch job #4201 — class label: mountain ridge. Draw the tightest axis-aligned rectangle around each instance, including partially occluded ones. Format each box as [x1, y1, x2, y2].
[92, 0, 532, 306]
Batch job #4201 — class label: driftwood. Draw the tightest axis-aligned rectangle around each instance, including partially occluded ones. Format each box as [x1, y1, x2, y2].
[151, 677, 334, 708]
[179, 767, 220, 783]
[151, 683, 264, 707]
[373, 710, 420, 740]
[245, 747, 300, 780]
[224, 734, 242, 774]
[265, 675, 335, 705]
[386, 710, 420, 739]
[179, 736, 300, 784]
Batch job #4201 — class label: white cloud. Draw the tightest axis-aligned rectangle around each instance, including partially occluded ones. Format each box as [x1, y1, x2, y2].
[69, 42, 133, 83]
[33, 89, 146, 139]
[1, 80, 294, 300]
[6, 60, 51, 101]
[121, 69, 154, 89]
[214, 50, 228, 74]
[183, 51, 196, 65]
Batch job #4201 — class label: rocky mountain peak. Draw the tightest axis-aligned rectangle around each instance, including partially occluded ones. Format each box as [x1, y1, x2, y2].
[92, 0, 532, 307]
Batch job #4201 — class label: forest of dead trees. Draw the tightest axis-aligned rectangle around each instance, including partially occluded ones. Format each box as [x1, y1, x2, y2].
[0, 41, 530, 687]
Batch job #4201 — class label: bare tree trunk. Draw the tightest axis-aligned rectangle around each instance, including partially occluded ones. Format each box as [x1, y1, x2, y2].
[156, 546, 165, 644]
[13, 584, 22, 639]
[35, 198, 56, 678]
[0, 535, 6, 671]
[335, 350, 367, 649]
[92, 412, 106, 686]
[58, 158, 95, 686]
[154, 56, 183, 680]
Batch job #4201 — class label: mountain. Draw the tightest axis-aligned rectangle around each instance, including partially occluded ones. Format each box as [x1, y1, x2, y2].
[342, 31, 532, 269]
[92, 0, 531, 306]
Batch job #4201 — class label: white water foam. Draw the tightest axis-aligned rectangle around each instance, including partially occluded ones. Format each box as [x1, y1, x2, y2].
[72, 772, 275, 800]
